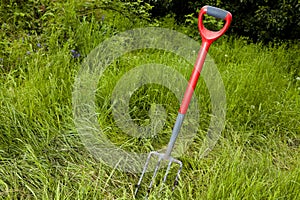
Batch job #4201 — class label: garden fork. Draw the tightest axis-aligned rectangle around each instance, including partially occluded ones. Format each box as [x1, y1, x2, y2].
[135, 5, 232, 198]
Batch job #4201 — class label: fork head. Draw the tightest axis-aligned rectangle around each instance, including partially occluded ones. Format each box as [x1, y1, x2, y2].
[134, 151, 183, 198]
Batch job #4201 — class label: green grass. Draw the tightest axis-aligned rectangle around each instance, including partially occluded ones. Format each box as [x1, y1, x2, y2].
[0, 1, 299, 199]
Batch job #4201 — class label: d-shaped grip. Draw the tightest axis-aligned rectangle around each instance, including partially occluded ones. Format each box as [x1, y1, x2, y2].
[198, 5, 232, 43]
[206, 6, 228, 20]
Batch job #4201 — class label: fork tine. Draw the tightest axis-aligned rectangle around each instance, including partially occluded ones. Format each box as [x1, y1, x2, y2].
[172, 160, 183, 191]
[135, 152, 153, 196]
[162, 159, 173, 183]
[147, 156, 162, 194]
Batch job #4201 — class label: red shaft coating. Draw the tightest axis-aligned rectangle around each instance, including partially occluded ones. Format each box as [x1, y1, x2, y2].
[179, 41, 210, 114]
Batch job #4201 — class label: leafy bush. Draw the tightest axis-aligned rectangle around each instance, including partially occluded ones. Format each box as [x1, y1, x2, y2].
[0, 0, 152, 73]
[222, 0, 300, 42]
[143, 0, 300, 43]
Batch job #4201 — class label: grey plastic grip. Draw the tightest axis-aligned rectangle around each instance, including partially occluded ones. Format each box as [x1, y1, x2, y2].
[206, 6, 228, 20]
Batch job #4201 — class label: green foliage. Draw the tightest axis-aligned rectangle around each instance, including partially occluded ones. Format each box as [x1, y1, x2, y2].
[0, 0, 151, 73]
[144, 0, 300, 42]
[253, 1, 300, 41]
[0, 0, 54, 35]
[221, 0, 300, 42]
[0, 0, 152, 32]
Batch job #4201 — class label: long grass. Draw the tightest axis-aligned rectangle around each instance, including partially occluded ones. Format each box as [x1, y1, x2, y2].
[0, 1, 299, 199]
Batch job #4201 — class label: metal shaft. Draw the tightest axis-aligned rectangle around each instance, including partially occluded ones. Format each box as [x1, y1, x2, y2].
[164, 113, 185, 158]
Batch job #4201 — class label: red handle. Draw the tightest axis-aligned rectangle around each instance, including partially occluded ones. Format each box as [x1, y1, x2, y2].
[178, 6, 232, 114]
[198, 6, 232, 45]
